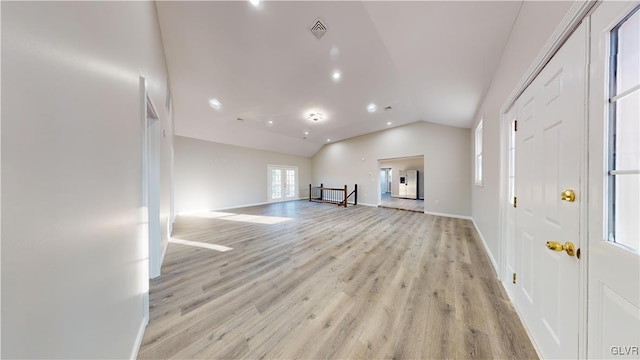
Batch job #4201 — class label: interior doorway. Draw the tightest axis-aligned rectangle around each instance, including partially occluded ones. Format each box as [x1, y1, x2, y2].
[142, 81, 162, 281]
[378, 156, 424, 213]
[139, 77, 162, 326]
[380, 168, 392, 194]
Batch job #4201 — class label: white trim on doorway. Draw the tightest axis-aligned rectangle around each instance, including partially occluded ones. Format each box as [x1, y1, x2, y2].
[144, 86, 162, 281]
[500, 0, 597, 115]
[138, 76, 150, 327]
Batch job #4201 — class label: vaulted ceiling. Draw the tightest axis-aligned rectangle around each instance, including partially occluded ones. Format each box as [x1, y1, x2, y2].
[157, 1, 522, 157]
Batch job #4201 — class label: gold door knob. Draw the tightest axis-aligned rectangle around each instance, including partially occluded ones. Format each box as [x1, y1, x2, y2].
[546, 241, 575, 257]
[561, 190, 576, 202]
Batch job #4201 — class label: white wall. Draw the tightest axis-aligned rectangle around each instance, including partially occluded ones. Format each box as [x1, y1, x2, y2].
[312, 121, 470, 216]
[380, 157, 424, 199]
[1, 2, 172, 358]
[174, 136, 311, 213]
[471, 1, 573, 269]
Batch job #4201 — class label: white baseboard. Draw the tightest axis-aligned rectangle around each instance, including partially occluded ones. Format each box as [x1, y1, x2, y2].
[130, 313, 148, 360]
[217, 202, 268, 210]
[471, 218, 499, 276]
[358, 202, 378, 207]
[423, 210, 472, 220]
[501, 282, 544, 359]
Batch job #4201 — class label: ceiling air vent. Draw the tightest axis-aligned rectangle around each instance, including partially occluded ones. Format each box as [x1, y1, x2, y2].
[309, 19, 328, 40]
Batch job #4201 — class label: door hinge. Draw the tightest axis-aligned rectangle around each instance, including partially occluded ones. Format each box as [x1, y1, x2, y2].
[514, 120, 518, 131]
[513, 196, 517, 208]
[512, 273, 517, 284]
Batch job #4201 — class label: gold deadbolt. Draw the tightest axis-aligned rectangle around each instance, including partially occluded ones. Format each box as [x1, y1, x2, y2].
[561, 190, 576, 202]
[546, 241, 575, 257]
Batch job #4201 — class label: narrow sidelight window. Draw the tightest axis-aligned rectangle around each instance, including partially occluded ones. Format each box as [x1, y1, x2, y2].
[607, 6, 640, 251]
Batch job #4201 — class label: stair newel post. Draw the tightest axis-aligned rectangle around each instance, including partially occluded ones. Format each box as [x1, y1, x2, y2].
[344, 185, 348, 207]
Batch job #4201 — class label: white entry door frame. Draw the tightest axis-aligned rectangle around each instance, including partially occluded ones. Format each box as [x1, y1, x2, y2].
[139, 76, 162, 326]
[497, 2, 640, 359]
[508, 20, 586, 359]
[268, 165, 298, 202]
[588, 2, 640, 358]
[141, 78, 162, 281]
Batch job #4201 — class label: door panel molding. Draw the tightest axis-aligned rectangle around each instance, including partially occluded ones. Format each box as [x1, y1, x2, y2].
[501, 21, 587, 359]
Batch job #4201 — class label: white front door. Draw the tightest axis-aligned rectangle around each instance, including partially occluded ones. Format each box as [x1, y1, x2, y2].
[588, 2, 640, 358]
[511, 21, 587, 359]
[268, 166, 298, 202]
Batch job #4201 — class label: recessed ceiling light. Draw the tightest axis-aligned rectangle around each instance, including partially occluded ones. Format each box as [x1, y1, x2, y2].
[209, 98, 222, 110]
[326, 138, 331, 142]
[304, 131, 309, 135]
[267, 120, 273, 124]
[387, 122, 392, 126]
[307, 112, 325, 122]
[367, 103, 377, 113]
[249, 0, 260, 7]
[332, 71, 341, 81]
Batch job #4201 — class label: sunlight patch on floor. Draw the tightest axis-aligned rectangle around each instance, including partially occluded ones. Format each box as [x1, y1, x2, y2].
[189, 211, 293, 224]
[169, 238, 233, 252]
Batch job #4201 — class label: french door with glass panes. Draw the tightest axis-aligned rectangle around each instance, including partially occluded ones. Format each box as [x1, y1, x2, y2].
[268, 166, 298, 202]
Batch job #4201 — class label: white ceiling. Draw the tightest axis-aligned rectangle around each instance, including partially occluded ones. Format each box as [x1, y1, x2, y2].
[157, 1, 522, 157]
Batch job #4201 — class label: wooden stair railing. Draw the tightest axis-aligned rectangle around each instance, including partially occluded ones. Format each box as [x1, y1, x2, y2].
[309, 184, 357, 207]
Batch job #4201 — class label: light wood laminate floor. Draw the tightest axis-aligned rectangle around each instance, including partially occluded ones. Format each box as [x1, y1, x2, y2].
[379, 193, 425, 213]
[138, 201, 537, 359]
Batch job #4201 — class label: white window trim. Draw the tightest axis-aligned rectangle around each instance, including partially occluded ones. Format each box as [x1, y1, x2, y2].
[475, 119, 484, 186]
[605, 7, 640, 249]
